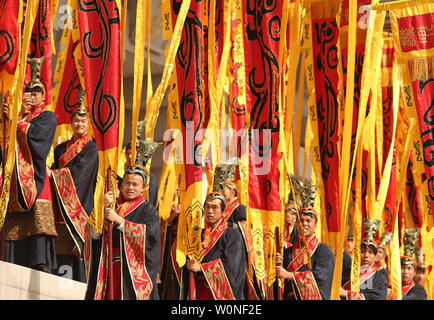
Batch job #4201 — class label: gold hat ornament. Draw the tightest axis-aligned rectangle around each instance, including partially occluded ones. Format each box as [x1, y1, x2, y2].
[285, 174, 303, 213]
[415, 247, 425, 270]
[377, 231, 393, 251]
[125, 120, 162, 184]
[25, 57, 46, 93]
[299, 184, 318, 218]
[212, 160, 237, 194]
[72, 90, 87, 116]
[401, 228, 420, 267]
[361, 218, 381, 249]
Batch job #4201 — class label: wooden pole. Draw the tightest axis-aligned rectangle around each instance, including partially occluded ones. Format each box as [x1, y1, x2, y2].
[275, 226, 283, 300]
[1, 91, 9, 261]
[106, 165, 114, 300]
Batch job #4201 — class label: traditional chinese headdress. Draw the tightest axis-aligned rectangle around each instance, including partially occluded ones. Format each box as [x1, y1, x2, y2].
[401, 228, 420, 268]
[285, 174, 303, 213]
[72, 90, 87, 117]
[124, 120, 162, 184]
[377, 231, 393, 251]
[25, 57, 46, 94]
[298, 184, 318, 219]
[212, 160, 237, 194]
[361, 218, 381, 251]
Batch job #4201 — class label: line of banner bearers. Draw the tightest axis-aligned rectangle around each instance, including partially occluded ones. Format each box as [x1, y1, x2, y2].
[0, 59, 428, 300]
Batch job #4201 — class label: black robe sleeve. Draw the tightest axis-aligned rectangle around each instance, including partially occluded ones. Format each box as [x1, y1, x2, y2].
[125, 201, 161, 300]
[360, 268, 389, 300]
[148, 172, 158, 208]
[220, 226, 247, 300]
[311, 243, 335, 300]
[201, 226, 247, 300]
[27, 110, 57, 197]
[52, 140, 99, 215]
[403, 284, 428, 300]
[342, 250, 352, 286]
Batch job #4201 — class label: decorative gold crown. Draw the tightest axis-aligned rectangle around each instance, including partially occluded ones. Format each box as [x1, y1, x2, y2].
[135, 139, 162, 168]
[26, 57, 46, 93]
[401, 228, 419, 266]
[299, 184, 318, 215]
[377, 231, 393, 250]
[286, 174, 303, 207]
[212, 161, 237, 193]
[73, 90, 87, 116]
[361, 218, 381, 248]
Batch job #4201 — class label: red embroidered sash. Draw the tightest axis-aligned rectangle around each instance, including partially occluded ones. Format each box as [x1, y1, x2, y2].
[287, 235, 320, 272]
[93, 196, 152, 300]
[343, 264, 377, 290]
[201, 258, 236, 300]
[51, 168, 88, 252]
[223, 198, 240, 222]
[202, 218, 228, 257]
[58, 132, 91, 168]
[9, 105, 47, 212]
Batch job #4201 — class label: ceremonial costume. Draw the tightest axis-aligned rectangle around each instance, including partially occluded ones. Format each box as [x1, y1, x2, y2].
[342, 263, 389, 300]
[387, 228, 427, 300]
[215, 163, 263, 300]
[84, 138, 161, 300]
[282, 233, 335, 300]
[192, 217, 247, 300]
[342, 219, 388, 300]
[51, 99, 99, 282]
[3, 58, 57, 271]
[281, 182, 335, 300]
[84, 196, 161, 300]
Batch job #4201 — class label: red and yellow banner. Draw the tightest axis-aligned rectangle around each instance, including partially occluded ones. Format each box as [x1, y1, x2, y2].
[242, 0, 284, 283]
[24, 0, 53, 107]
[77, 0, 123, 232]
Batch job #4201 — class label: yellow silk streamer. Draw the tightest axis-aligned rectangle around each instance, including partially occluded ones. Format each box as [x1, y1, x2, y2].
[131, 0, 147, 165]
[346, 4, 386, 293]
[0, 0, 39, 229]
[144, 0, 192, 141]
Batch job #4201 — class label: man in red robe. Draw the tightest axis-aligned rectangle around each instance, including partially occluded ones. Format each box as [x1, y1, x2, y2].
[84, 140, 161, 300]
[2, 57, 57, 273]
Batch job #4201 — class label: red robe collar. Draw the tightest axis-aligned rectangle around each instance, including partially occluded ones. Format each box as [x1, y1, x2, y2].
[58, 132, 91, 168]
[287, 234, 319, 272]
[402, 281, 416, 295]
[202, 218, 228, 257]
[116, 195, 145, 218]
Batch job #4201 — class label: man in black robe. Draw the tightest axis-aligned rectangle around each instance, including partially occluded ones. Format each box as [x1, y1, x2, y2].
[276, 184, 335, 300]
[387, 228, 427, 300]
[84, 140, 161, 300]
[2, 58, 57, 273]
[49, 97, 99, 282]
[186, 192, 247, 300]
[340, 219, 389, 300]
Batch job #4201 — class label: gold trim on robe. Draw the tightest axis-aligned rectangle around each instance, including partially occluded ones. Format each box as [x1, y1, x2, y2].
[51, 167, 89, 256]
[201, 258, 236, 300]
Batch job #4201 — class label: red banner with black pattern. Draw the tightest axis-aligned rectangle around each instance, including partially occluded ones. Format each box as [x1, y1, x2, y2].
[169, 0, 206, 262]
[24, 0, 53, 105]
[77, 0, 121, 152]
[311, 7, 340, 232]
[54, 36, 82, 127]
[0, 0, 20, 76]
[243, 0, 283, 213]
